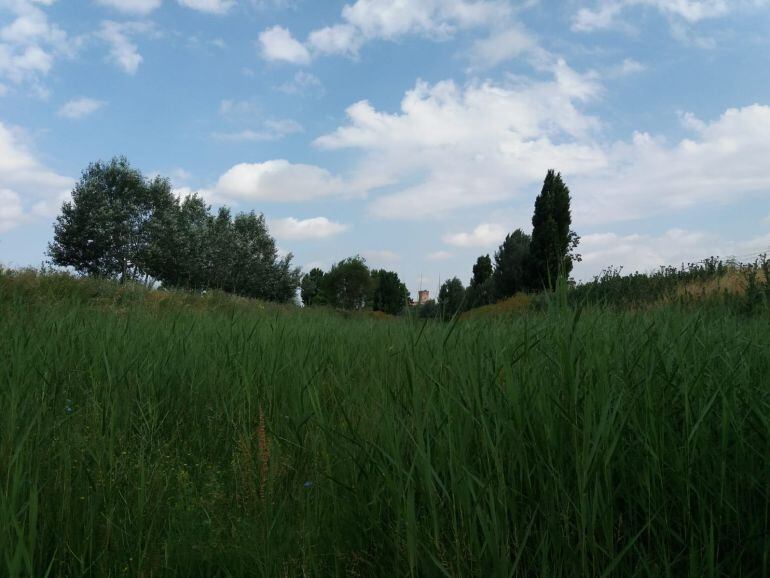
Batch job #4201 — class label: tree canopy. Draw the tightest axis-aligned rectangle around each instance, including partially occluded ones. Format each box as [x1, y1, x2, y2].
[529, 170, 579, 289]
[493, 229, 531, 298]
[438, 277, 466, 319]
[371, 269, 409, 315]
[321, 256, 373, 310]
[48, 156, 300, 303]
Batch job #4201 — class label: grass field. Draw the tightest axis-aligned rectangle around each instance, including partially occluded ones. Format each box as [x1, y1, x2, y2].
[2, 270, 770, 576]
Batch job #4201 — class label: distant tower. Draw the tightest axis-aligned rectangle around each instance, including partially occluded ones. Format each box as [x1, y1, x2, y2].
[418, 290, 430, 305]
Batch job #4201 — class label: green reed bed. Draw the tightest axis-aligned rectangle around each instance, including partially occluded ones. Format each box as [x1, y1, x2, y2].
[1, 274, 769, 576]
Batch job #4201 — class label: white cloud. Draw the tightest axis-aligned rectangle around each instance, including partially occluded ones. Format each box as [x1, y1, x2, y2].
[762, 213, 770, 225]
[307, 24, 362, 57]
[615, 57, 646, 76]
[98, 21, 147, 74]
[261, 0, 514, 64]
[258, 25, 310, 64]
[177, 0, 235, 14]
[466, 25, 538, 69]
[213, 160, 355, 202]
[0, 0, 74, 85]
[576, 228, 719, 279]
[269, 216, 348, 240]
[213, 119, 303, 142]
[95, 0, 162, 15]
[0, 121, 73, 233]
[58, 97, 106, 119]
[277, 70, 324, 96]
[573, 104, 770, 225]
[0, 188, 24, 233]
[571, 0, 761, 33]
[443, 223, 507, 247]
[341, 0, 508, 40]
[427, 250, 453, 260]
[315, 62, 604, 219]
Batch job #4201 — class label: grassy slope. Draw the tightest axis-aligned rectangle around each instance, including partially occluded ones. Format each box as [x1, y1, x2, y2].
[2, 271, 770, 576]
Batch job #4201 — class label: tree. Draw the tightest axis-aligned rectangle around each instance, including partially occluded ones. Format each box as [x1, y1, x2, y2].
[467, 254, 495, 309]
[371, 269, 409, 315]
[228, 211, 301, 303]
[301, 268, 326, 307]
[493, 229, 531, 298]
[142, 192, 212, 290]
[529, 170, 580, 289]
[471, 254, 493, 287]
[322, 256, 372, 310]
[438, 277, 466, 320]
[48, 157, 170, 282]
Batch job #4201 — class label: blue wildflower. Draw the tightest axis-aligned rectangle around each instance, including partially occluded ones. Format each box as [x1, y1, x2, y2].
[303, 481, 313, 489]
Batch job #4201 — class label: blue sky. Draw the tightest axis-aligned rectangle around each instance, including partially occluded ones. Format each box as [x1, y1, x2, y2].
[2, 0, 770, 297]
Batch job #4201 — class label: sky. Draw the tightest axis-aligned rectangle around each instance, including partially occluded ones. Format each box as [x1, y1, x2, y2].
[2, 0, 770, 298]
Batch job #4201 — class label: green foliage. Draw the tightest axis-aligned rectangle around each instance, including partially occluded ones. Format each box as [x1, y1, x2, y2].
[2, 271, 770, 576]
[438, 277, 466, 319]
[300, 268, 326, 307]
[470, 254, 493, 287]
[417, 298, 438, 319]
[493, 229, 531, 298]
[371, 269, 409, 315]
[48, 156, 166, 282]
[48, 157, 300, 303]
[529, 170, 579, 289]
[321, 256, 372, 310]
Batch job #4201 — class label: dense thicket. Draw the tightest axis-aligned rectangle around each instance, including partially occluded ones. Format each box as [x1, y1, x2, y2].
[48, 157, 299, 303]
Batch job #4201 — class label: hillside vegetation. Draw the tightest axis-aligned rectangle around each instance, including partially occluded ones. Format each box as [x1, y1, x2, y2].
[2, 269, 770, 577]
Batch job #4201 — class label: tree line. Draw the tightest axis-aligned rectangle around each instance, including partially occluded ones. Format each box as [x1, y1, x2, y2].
[434, 170, 580, 319]
[47, 158, 577, 313]
[48, 157, 300, 302]
[301, 258, 410, 315]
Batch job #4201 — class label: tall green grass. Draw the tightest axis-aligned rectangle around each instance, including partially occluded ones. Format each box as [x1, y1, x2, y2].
[1, 270, 769, 576]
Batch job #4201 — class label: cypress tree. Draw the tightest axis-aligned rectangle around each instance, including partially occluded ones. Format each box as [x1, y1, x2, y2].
[529, 170, 579, 289]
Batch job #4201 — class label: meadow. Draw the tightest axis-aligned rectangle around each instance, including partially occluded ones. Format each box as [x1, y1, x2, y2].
[2, 270, 770, 576]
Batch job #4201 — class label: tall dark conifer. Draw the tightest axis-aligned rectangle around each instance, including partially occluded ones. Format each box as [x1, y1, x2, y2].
[529, 170, 578, 288]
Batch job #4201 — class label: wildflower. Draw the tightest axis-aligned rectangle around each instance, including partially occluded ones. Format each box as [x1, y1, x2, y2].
[303, 481, 313, 489]
[65, 399, 74, 415]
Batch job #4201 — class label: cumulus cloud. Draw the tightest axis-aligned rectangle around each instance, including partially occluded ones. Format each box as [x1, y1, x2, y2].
[258, 25, 310, 64]
[269, 216, 349, 240]
[573, 104, 770, 225]
[307, 50, 770, 228]
[177, 0, 235, 14]
[95, 0, 162, 15]
[466, 25, 539, 69]
[0, 187, 24, 233]
[315, 61, 604, 219]
[0, 121, 73, 233]
[98, 21, 148, 74]
[443, 223, 507, 247]
[213, 160, 355, 202]
[571, 0, 761, 33]
[58, 97, 106, 119]
[0, 0, 75, 86]
[260, 0, 513, 64]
